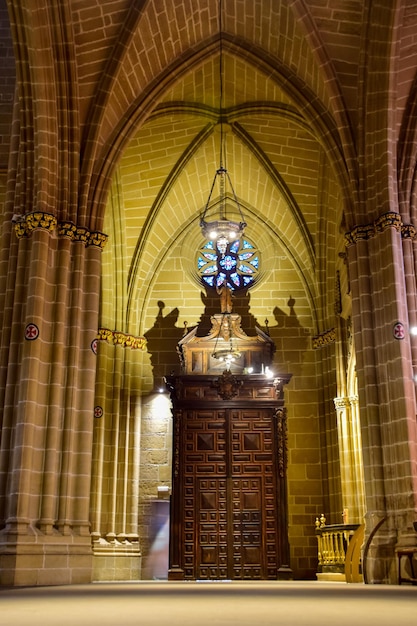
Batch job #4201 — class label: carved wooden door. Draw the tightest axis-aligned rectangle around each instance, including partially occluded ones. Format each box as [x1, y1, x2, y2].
[167, 374, 291, 581]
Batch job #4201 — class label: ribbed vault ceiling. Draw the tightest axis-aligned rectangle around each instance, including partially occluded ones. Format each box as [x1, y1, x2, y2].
[110, 47, 341, 334]
[4, 1, 417, 348]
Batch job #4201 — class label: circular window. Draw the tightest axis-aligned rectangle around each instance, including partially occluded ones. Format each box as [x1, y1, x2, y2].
[197, 237, 259, 290]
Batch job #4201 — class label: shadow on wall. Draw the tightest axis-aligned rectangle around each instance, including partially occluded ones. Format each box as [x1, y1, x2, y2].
[144, 292, 309, 386]
[143, 300, 188, 388]
[197, 286, 260, 336]
[267, 296, 309, 375]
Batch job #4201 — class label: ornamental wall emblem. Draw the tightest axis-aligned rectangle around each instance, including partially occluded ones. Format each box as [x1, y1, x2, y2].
[94, 406, 104, 419]
[393, 321, 405, 340]
[25, 323, 39, 340]
[213, 369, 242, 400]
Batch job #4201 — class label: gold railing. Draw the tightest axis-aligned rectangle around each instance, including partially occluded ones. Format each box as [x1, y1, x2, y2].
[315, 517, 364, 582]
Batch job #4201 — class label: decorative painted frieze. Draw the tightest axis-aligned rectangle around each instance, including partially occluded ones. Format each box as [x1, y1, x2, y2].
[402, 224, 416, 239]
[345, 211, 415, 246]
[312, 327, 336, 349]
[97, 328, 147, 350]
[14, 213, 108, 248]
[58, 221, 108, 248]
[14, 211, 57, 237]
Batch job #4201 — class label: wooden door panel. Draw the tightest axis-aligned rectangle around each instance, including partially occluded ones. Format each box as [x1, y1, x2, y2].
[232, 478, 263, 579]
[182, 407, 280, 579]
[230, 410, 279, 579]
[168, 377, 290, 581]
[197, 478, 228, 580]
[183, 409, 228, 579]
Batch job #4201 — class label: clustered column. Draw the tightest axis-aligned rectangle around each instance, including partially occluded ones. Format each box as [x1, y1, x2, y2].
[0, 214, 105, 586]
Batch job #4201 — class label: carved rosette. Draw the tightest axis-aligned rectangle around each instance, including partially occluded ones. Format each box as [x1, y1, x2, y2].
[213, 369, 243, 400]
[275, 407, 287, 478]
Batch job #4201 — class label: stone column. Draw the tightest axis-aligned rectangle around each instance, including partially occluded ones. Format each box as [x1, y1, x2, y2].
[0, 215, 105, 586]
[346, 214, 417, 583]
[334, 396, 366, 523]
[90, 331, 147, 581]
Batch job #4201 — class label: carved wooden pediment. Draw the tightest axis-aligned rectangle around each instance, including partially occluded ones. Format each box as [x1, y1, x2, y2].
[177, 313, 275, 375]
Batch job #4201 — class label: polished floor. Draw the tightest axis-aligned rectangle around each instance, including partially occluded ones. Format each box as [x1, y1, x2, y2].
[1, 581, 416, 626]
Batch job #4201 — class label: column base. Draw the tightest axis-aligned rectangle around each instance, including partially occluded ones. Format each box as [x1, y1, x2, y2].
[0, 530, 93, 586]
[92, 538, 141, 581]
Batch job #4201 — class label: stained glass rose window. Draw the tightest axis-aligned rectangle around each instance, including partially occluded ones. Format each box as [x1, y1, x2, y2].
[197, 238, 259, 290]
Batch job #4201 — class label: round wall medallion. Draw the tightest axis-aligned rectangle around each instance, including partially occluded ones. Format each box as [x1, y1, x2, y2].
[25, 323, 39, 340]
[393, 322, 405, 340]
[94, 406, 104, 418]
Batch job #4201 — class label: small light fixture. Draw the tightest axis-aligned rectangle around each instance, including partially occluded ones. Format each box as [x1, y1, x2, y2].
[199, 0, 246, 257]
[265, 366, 274, 379]
[211, 313, 241, 367]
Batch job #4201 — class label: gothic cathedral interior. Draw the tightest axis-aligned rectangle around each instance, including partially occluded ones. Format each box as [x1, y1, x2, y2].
[1, 0, 417, 587]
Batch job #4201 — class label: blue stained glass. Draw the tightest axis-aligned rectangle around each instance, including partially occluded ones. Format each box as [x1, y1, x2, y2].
[219, 255, 237, 271]
[239, 264, 254, 274]
[198, 237, 258, 291]
[216, 272, 227, 287]
[230, 272, 241, 286]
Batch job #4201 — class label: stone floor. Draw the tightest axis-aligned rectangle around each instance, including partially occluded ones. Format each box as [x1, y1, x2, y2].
[1, 580, 416, 626]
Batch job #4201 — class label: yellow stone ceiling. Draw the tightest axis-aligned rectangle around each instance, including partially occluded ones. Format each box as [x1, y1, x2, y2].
[104, 47, 342, 337]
